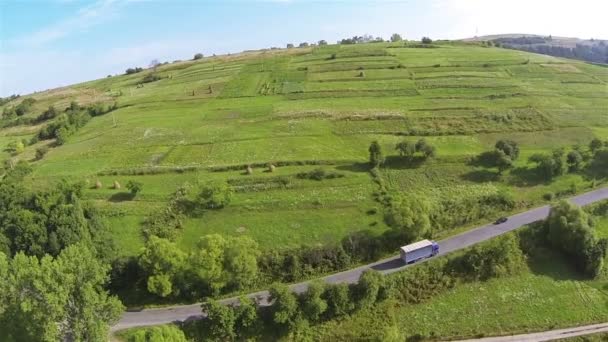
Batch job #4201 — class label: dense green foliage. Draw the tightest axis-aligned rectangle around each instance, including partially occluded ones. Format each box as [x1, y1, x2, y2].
[0, 177, 114, 259]
[138, 234, 260, 299]
[544, 201, 607, 277]
[0, 244, 123, 342]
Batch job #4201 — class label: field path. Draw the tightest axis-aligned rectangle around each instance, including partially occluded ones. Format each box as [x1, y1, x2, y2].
[455, 322, 608, 341]
[112, 187, 608, 332]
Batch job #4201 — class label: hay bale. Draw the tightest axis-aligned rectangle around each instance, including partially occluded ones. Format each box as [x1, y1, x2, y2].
[268, 164, 276, 172]
[246, 165, 253, 175]
[113, 181, 121, 190]
[95, 180, 102, 189]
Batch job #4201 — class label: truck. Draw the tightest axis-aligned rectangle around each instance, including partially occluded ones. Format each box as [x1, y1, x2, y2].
[399, 239, 439, 264]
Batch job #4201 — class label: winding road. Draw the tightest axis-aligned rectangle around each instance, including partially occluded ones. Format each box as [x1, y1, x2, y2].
[113, 187, 608, 333]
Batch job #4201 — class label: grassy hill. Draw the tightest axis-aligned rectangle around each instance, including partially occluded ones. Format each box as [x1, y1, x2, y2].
[1, 40, 607, 258]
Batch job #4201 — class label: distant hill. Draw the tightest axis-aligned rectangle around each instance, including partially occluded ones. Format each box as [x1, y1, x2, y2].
[466, 34, 608, 64]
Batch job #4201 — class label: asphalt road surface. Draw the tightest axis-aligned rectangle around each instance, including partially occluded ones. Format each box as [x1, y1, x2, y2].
[113, 187, 608, 332]
[456, 322, 608, 341]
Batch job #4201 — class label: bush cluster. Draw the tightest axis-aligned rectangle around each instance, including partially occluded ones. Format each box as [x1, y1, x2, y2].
[296, 168, 344, 181]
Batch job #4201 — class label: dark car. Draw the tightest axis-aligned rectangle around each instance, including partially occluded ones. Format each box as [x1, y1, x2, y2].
[495, 217, 508, 224]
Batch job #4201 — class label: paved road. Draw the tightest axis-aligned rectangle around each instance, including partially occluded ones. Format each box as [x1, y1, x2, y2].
[456, 322, 608, 341]
[113, 187, 608, 332]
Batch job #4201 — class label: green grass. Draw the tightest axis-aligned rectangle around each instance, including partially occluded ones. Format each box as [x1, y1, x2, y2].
[314, 249, 608, 341]
[2, 41, 607, 260]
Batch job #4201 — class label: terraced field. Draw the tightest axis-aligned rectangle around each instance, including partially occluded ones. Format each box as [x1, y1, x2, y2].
[2, 41, 607, 257]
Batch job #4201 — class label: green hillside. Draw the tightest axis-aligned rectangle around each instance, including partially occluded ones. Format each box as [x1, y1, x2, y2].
[1, 40, 607, 259]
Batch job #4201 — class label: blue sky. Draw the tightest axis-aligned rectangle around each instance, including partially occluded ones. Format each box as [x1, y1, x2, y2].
[1, 0, 607, 96]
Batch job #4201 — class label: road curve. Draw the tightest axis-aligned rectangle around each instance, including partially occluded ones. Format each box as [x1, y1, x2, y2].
[455, 322, 608, 341]
[113, 187, 608, 332]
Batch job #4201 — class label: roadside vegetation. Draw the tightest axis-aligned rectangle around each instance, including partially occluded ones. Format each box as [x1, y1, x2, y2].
[118, 199, 608, 341]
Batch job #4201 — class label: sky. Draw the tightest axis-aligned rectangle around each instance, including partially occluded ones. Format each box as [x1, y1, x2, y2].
[1, 0, 607, 96]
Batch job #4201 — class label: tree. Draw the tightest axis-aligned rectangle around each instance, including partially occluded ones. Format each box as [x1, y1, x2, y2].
[529, 149, 565, 180]
[35, 146, 49, 161]
[322, 283, 353, 318]
[200, 300, 236, 340]
[390, 33, 403, 42]
[386, 195, 432, 242]
[590, 138, 604, 152]
[125, 67, 143, 75]
[149, 59, 160, 72]
[545, 201, 606, 277]
[415, 138, 436, 158]
[494, 149, 514, 174]
[193, 53, 204, 60]
[567, 150, 583, 172]
[125, 325, 187, 342]
[318, 40, 328, 46]
[353, 269, 384, 309]
[0, 244, 123, 342]
[188, 234, 228, 296]
[286, 43, 294, 49]
[495, 139, 520, 160]
[269, 283, 299, 328]
[223, 236, 260, 290]
[299, 281, 327, 322]
[395, 140, 415, 159]
[299, 42, 309, 48]
[126, 180, 143, 196]
[368, 141, 384, 167]
[421, 37, 433, 44]
[139, 236, 186, 297]
[197, 182, 232, 209]
[234, 296, 259, 338]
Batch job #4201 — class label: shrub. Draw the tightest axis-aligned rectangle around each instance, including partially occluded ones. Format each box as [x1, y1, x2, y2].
[322, 283, 354, 318]
[369, 141, 384, 167]
[126, 180, 143, 196]
[448, 233, 526, 280]
[142, 74, 162, 83]
[125, 67, 143, 75]
[390, 260, 455, 304]
[421, 37, 433, 44]
[197, 182, 232, 209]
[296, 168, 344, 181]
[193, 53, 204, 60]
[543, 192, 555, 201]
[352, 269, 384, 309]
[390, 33, 403, 42]
[495, 139, 520, 160]
[35, 146, 49, 160]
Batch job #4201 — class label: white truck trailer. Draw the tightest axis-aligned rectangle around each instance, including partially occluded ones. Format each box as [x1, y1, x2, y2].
[400, 239, 439, 264]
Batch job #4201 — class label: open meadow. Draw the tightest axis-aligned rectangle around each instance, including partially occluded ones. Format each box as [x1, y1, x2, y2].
[2, 41, 607, 259]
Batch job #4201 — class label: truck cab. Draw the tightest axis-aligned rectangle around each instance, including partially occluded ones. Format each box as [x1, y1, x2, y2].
[431, 241, 439, 256]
